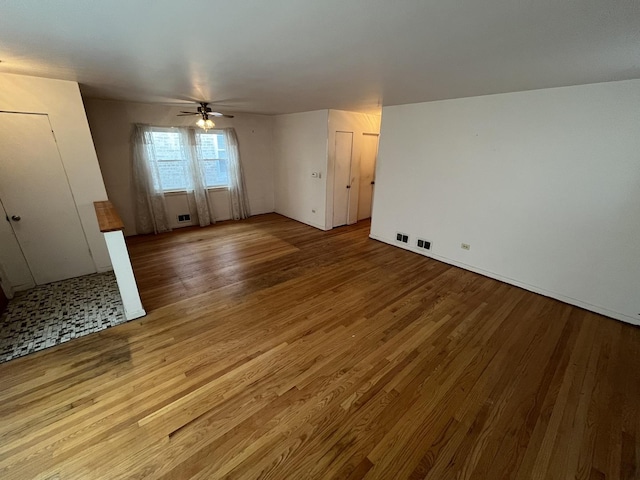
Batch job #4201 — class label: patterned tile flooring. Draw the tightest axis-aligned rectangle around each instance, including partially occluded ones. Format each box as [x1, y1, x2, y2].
[0, 272, 126, 363]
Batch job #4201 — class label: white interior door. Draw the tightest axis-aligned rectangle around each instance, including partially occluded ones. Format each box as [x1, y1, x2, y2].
[357, 133, 379, 221]
[0, 113, 95, 285]
[333, 131, 354, 228]
[0, 199, 34, 292]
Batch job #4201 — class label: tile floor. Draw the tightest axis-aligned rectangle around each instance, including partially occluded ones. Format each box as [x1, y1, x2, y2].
[0, 272, 126, 363]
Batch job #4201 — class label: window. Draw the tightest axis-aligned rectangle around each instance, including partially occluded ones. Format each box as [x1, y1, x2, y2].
[150, 130, 187, 191]
[198, 132, 230, 187]
[149, 128, 230, 191]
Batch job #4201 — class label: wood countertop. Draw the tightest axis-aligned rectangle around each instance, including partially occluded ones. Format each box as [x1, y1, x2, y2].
[94, 201, 124, 233]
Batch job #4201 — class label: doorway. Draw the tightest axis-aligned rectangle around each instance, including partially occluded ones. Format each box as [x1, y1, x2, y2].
[332, 131, 354, 228]
[0, 112, 95, 287]
[332, 131, 380, 228]
[357, 133, 379, 221]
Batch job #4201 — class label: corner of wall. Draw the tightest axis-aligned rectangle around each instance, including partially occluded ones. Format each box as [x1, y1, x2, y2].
[371, 79, 640, 325]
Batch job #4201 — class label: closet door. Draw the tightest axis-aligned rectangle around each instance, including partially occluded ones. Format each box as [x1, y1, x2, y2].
[332, 131, 354, 228]
[358, 133, 379, 221]
[0, 113, 95, 285]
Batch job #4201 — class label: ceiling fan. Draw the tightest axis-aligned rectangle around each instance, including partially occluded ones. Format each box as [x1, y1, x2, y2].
[177, 102, 234, 130]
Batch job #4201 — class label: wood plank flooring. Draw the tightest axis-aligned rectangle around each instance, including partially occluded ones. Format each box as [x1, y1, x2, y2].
[1, 213, 638, 479]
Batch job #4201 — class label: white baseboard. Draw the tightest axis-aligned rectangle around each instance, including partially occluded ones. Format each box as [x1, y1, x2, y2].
[273, 211, 328, 231]
[369, 233, 639, 327]
[125, 308, 146, 321]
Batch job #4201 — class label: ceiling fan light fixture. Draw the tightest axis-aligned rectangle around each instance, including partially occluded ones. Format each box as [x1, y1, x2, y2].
[196, 117, 215, 131]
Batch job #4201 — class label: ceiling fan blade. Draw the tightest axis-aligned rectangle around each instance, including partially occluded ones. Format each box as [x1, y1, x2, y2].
[210, 112, 235, 118]
[177, 112, 198, 116]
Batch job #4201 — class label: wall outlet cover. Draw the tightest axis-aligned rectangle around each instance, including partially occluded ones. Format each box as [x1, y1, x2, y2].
[396, 232, 409, 243]
[417, 238, 432, 250]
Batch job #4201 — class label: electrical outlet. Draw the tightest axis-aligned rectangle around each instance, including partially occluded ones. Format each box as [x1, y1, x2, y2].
[396, 232, 409, 244]
[461, 243, 470, 250]
[177, 214, 191, 223]
[417, 238, 432, 250]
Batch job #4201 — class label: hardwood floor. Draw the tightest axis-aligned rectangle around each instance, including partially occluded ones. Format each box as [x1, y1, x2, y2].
[1, 213, 638, 479]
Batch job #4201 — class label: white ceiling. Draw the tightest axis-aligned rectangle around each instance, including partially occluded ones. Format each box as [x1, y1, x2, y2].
[1, 0, 638, 114]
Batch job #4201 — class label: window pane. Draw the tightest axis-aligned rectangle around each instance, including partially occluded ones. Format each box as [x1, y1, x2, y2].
[198, 132, 228, 160]
[198, 131, 230, 187]
[151, 131, 183, 160]
[203, 159, 229, 187]
[149, 130, 188, 190]
[157, 160, 188, 190]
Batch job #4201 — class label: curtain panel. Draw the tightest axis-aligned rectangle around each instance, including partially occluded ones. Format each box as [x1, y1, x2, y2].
[185, 128, 215, 227]
[225, 128, 251, 221]
[132, 124, 172, 234]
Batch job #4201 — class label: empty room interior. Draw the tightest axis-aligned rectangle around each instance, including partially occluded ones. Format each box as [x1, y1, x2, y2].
[0, 1, 639, 479]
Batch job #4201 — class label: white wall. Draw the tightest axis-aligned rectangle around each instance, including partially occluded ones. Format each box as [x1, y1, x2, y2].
[83, 98, 275, 235]
[0, 73, 111, 287]
[162, 190, 232, 229]
[326, 110, 381, 228]
[371, 79, 640, 325]
[272, 109, 381, 231]
[273, 110, 329, 230]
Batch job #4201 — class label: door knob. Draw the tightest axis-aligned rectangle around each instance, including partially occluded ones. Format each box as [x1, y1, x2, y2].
[346, 185, 351, 189]
[11, 215, 21, 221]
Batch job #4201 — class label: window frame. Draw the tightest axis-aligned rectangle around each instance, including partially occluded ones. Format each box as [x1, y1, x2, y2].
[196, 130, 231, 189]
[147, 126, 231, 193]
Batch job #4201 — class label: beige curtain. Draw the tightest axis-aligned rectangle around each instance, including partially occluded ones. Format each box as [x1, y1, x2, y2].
[185, 129, 215, 227]
[224, 128, 250, 220]
[132, 125, 171, 234]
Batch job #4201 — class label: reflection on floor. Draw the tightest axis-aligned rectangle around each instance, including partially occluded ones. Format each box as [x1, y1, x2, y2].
[0, 272, 125, 363]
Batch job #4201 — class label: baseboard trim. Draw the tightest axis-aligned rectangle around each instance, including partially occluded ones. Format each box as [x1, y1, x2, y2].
[125, 309, 146, 321]
[273, 212, 328, 231]
[369, 233, 639, 326]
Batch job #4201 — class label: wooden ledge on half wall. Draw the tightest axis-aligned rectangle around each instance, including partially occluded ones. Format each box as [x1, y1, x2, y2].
[94, 200, 125, 233]
[93, 200, 146, 321]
